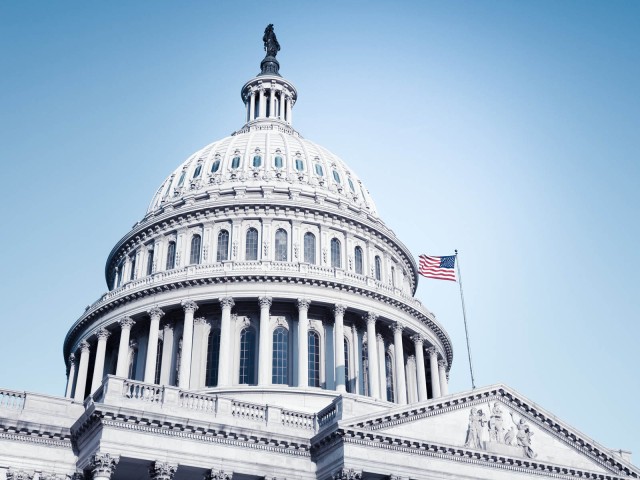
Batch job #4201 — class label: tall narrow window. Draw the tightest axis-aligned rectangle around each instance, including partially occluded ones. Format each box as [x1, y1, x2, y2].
[128, 343, 139, 380]
[193, 164, 202, 178]
[154, 339, 163, 385]
[253, 155, 262, 167]
[190, 234, 202, 265]
[386, 352, 395, 402]
[344, 338, 351, 393]
[174, 338, 182, 386]
[117, 261, 124, 287]
[205, 329, 221, 387]
[354, 246, 363, 275]
[129, 255, 136, 281]
[246, 228, 259, 261]
[211, 159, 221, 173]
[331, 238, 341, 268]
[295, 159, 304, 171]
[375, 255, 382, 281]
[303, 232, 316, 264]
[166, 241, 176, 270]
[216, 230, 229, 262]
[275, 229, 288, 262]
[391, 266, 396, 287]
[239, 327, 256, 384]
[274, 155, 283, 168]
[231, 156, 241, 169]
[272, 326, 288, 385]
[308, 331, 320, 387]
[146, 249, 154, 275]
[177, 171, 186, 187]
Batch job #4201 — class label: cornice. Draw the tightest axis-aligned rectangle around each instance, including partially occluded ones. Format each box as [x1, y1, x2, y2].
[104, 197, 419, 295]
[0, 424, 72, 449]
[64, 273, 453, 368]
[72, 408, 311, 458]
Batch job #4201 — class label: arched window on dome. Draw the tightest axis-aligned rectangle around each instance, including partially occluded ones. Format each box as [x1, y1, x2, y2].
[253, 155, 262, 168]
[303, 232, 316, 264]
[374, 255, 382, 281]
[295, 158, 304, 172]
[190, 234, 202, 265]
[344, 338, 352, 393]
[348, 177, 356, 193]
[332, 169, 341, 184]
[177, 171, 186, 187]
[386, 352, 395, 402]
[314, 163, 324, 177]
[245, 228, 259, 261]
[231, 156, 241, 169]
[205, 328, 221, 387]
[216, 230, 229, 262]
[211, 159, 221, 173]
[239, 327, 256, 385]
[166, 241, 176, 270]
[193, 164, 202, 179]
[274, 155, 283, 169]
[146, 248, 154, 275]
[272, 326, 289, 385]
[354, 246, 364, 275]
[154, 338, 163, 385]
[331, 238, 341, 268]
[308, 330, 320, 387]
[275, 229, 288, 262]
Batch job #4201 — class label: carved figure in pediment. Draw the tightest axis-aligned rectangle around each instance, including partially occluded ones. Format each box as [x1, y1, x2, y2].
[488, 402, 506, 443]
[464, 407, 487, 449]
[511, 413, 537, 459]
[504, 426, 516, 446]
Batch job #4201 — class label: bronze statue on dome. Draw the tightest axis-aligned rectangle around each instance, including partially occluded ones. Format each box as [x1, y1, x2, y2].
[263, 24, 280, 58]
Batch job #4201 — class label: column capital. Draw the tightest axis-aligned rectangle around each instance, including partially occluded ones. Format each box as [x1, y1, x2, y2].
[333, 304, 347, 317]
[365, 312, 378, 325]
[68, 353, 76, 365]
[438, 359, 447, 369]
[163, 321, 175, 332]
[90, 452, 120, 478]
[297, 298, 311, 311]
[332, 468, 362, 480]
[119, 316, 135, 329]
[376, 333, 384, 342]
[194, 317, 209, 326]
[258, 296, 273, 308]
[411, 334, 425, 346]
[181, 299, 198, 313]
[391, 322, 404, 334]
[96, 328, 110, 341]
[6, 470, 34, 480]
[219, 296, 235, 309]
[79, 340, 90, 352]
[205, 470, 233, 480]
[148, 306, 165, 319]
[426, 346, 438, 357]
[149, 461, 177, 480]
[407, 354, 416, 363]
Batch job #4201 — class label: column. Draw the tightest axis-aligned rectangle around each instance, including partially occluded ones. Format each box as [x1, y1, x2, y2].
[249, 91, 255, 120]
[73, 342, 90, 401]
[91, 328, 111, 393]
[392, 322, 407, 405]
[159, 322, 174, 385]
[351, 324, 360, 395]
[297, 298, 311, 387]
[258, 296, 273, 386]
[179, 299, 198, 388]
[334, 304, 347, 393]
[64, 354, 76, 398]
[406, 355, 417, 403]
[217, 297, 235, 386]
[279, 92, 286, 120]
[116, 317, 135, 377]
[427, 347, 441, 399]
[144, 307, 165, 383]
[191, 317, 210, 388]
[269, 88, 275, 118]
[205, 470, 232, 480]
[377, 333, 386, 400]
[365, 313, 381, 399]
[412, 335, 428, 401]
[258, 88, 266, 117]
[149, 461, 177, 480]
[438, 359, 449, 396]
[287, 97, 292, 124]
[90, 453, 119, 480]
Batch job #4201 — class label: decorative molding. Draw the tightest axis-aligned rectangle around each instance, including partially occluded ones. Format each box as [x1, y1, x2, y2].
[149, 461, 177, 480]
[90, 452, 120, 477]
[181, 299, 198, 313]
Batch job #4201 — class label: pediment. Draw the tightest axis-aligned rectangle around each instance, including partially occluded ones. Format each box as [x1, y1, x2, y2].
[342, 384, 638, 478]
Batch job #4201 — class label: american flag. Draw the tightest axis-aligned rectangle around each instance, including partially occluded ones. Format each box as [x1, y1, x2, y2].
[418, 255, 457, 281]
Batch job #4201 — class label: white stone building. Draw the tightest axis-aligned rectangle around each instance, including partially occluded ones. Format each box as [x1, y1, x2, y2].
[0, 27, 637, 480]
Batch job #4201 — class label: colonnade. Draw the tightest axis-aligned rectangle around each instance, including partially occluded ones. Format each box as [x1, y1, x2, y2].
[66, 298, 449, 404]
[246, 84, 293, 124]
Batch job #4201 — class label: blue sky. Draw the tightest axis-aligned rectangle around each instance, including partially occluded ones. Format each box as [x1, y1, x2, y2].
[1, 0, 638, 463]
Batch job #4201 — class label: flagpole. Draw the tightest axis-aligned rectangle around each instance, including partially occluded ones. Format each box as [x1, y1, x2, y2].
[455, 249, 476, 389]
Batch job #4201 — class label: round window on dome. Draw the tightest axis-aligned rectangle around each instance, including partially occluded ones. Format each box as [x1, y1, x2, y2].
[231, 156, 241, 169]
[348, 177, 355, 192]
[177, 171, 186, 187]
[253, 155, 262, 168]
[274, 156, 283, 168]
[211, 159, 221, 173]
[332, 169, 341, 184]
[315, 163, 324, 176]
[295, 159, 304, 171]
[193, 164, 202, 178]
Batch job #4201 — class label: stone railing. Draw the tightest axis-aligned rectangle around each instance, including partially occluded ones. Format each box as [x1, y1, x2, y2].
[0, 389, 25, 409]
[96, 376, 330, 434]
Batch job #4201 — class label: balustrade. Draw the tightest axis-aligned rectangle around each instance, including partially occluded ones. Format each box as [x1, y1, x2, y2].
[0, 389, 25, 409]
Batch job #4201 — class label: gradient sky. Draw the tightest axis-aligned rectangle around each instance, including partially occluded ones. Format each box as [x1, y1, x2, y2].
[1, 0, 638, 463]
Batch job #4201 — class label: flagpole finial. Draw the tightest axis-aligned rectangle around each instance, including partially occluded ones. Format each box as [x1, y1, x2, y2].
[455, 249, 458, 255]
